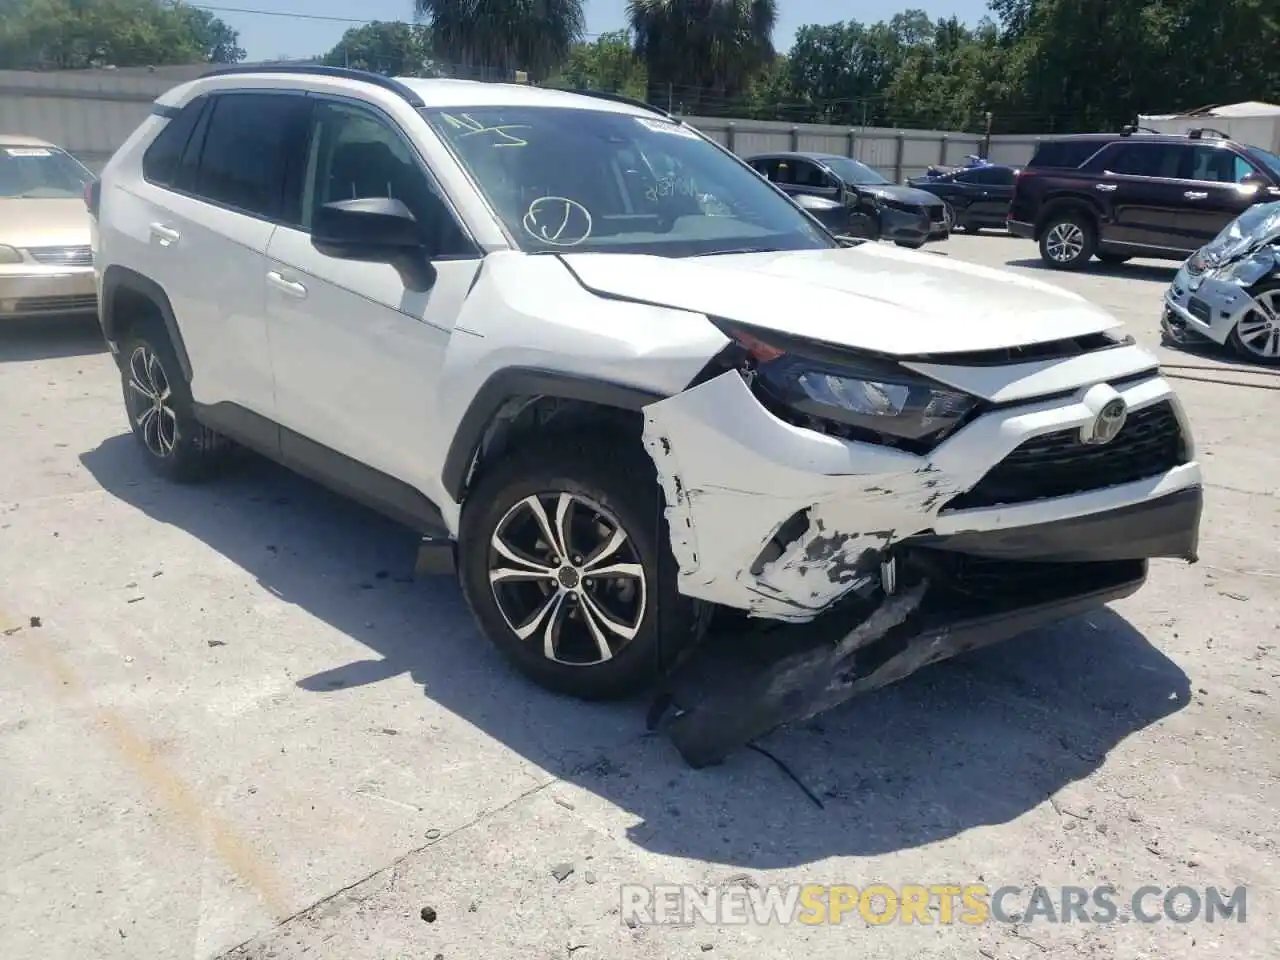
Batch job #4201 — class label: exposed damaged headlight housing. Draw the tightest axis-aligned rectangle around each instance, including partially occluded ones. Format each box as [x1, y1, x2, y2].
[714, 322, 980, 451]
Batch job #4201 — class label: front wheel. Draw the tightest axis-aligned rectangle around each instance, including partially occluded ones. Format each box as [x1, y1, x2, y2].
[457, 431, 703, 701]
[1038, 213, 1097, 270]
[1228, 280, 1280, 365]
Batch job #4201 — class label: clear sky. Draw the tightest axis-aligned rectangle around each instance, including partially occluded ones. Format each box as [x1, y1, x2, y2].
[196, 0, 994, 63]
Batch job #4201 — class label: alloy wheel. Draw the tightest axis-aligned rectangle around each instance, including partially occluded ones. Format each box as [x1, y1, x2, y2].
[487, 492, 647, 667]
[1235, 289, 1280, 360]
[1044, 222, 1085, 263]
[126, 345, 178, 457]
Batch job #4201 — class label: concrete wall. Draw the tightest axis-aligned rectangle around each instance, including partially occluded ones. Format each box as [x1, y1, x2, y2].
[0, 65, 1045, 177]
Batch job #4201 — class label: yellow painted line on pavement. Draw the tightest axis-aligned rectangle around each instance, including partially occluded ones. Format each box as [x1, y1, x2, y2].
[4, 612, 290, 919]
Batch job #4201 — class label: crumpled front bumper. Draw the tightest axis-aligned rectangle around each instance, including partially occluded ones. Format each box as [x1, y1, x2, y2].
[641, 368, 1201, 622]
[1162, 265, 1254, 346]
[641, 356, 1203, 765]
[878, 204, 946, 245]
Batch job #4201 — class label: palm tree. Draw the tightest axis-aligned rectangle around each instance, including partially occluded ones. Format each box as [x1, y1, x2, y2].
[413, 0, 585, 81]
[627, 0, 777, 112]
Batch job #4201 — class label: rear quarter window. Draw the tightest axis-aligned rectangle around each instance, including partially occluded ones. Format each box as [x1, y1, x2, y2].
[141, 99, 207, 186]
[1028, 140, 1107, 169]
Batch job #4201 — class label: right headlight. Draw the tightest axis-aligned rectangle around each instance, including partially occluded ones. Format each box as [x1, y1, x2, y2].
[0, 244, 23, 264]
[715, 322, 980, 451]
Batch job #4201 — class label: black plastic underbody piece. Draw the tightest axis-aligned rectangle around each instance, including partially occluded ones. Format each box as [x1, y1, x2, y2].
[656, 556, 1148, 768]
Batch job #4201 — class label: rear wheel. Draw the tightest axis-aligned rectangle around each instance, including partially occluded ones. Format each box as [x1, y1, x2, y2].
[457, 430, 704, 700]
[119, 319, 228, 482]
[1038, 212, 1096, 270]
[1228, 280, 1280, 365]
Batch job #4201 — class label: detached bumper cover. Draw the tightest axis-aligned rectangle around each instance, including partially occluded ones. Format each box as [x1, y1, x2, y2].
[658, 557, 1149, 767]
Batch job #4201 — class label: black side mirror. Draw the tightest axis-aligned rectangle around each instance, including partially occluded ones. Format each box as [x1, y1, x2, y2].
[312, 197, 430, 261]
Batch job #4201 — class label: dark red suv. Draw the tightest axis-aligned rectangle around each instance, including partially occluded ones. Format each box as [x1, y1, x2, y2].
[1008, 129, 1280, 270]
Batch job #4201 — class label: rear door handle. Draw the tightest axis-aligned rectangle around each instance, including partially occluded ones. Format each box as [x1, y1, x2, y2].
[149, 223, 180, 244]
[1184, 191, 1209, 200]
[267, 270, 307, 299]
[1095, 183, 1118, 192]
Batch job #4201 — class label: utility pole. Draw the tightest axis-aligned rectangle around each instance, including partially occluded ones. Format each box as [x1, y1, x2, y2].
[982, 111, 993, 158]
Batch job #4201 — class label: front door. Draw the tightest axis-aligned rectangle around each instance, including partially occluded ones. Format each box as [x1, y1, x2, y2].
[777, 158, 842, 202]
[954, 166, 1015, 224]
[263, 96, 483, 512]
[1177, 144, 1268, 247]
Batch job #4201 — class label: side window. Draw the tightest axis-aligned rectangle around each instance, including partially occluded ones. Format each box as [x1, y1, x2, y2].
[1029, 140, 1105, 169]
[193, 93, 309, 220]
[301, 99, 469, 256]
[1101, 143, 1182, 178]
[141, 99, 206, 186]
[1184, 145, 1257, 183]
[959, 166, 1014, 186]
[791, 160, 831, 188]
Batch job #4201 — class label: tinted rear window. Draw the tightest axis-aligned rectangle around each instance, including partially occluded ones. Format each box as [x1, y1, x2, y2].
[192, 93, 309, 220]
[1028, 140, 1107, 169]
[142, 99, 206, 186]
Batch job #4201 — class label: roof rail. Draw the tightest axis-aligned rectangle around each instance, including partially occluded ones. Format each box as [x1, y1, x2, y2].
[559, 87, 677, 120]
[1120, 124, 1162, 136]
[198, 63, 425, 108]
[1188, 126, 1231, 141]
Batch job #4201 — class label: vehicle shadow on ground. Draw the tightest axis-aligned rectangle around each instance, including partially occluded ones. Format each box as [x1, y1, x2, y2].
[1005, 257, 1179, 283]
[1158, 335, 1280, 374]
[0, 314, 107, 362]
[81, 435, 1191, 866]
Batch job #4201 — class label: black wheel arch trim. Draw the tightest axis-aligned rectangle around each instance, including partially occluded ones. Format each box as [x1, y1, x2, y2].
[100, 265, 193, 382]
[1034, 196, 1103, 239]
[441, 368, 666, 503]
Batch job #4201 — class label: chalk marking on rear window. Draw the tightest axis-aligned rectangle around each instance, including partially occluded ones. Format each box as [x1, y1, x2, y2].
[440, 113, 530, 147]
[4, 147, 53, 157]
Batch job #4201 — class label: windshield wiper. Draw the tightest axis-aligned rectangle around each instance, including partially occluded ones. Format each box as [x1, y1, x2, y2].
[697, 246, 781, 257]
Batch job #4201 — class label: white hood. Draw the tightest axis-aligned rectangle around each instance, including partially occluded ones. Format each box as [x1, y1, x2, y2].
[559, 243, 1122, 356]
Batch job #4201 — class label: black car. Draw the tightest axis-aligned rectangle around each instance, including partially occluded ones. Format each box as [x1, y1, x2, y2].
[1008, 127, 1280, 270]
[746, 151, 949, 248]
[906, 164, 1019, 233]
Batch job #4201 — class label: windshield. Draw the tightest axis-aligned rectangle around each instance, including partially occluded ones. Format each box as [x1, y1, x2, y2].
[0, 145, 93, 199]
[816, 156, 890, 186]
[1245, 146, 1280, 180]
[422, 106, 835, 256]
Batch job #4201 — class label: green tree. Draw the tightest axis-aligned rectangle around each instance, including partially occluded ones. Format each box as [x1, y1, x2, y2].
[547, 30, 647, 99]
[412, 0, 585, 81]
[627, 0, 778, 112]
[0, 0, 243, 70]
[322, 21, 437, 76]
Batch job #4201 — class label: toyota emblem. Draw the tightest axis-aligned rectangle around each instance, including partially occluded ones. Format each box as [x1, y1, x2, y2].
[1081, 398, 1128, 445]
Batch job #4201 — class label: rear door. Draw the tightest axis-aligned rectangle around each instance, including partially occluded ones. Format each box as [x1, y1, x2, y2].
[129, 90, 310, 416]
[1087, 141, 1192, 252]
[1178, 144, 1266, 247]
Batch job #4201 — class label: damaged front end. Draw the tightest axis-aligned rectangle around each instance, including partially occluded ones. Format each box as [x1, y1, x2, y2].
[1163, 200, 1280, 347]
[642, 322, 1200, 766]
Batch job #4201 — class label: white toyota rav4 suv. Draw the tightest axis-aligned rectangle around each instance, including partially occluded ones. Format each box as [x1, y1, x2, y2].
[89, 66, 1203, 717]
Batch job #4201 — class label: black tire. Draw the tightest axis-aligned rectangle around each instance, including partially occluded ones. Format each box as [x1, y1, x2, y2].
[944, 201, 964, 232]
[457, 429, 704, 701]
[1097, 252, 1132, 265]
[118, 316, 228, 482]
[1037, 211, 1097, 270]
[1227, 278, 1280, 366]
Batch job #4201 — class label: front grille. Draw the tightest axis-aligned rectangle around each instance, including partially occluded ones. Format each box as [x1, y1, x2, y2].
[27, 245, 93, 267]
[12, 294, 98, 313]
[943, 400, 1186, 511]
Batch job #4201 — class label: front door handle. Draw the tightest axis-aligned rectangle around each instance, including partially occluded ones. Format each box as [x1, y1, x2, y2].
[267, 270, 307, 299]
[1184, 191, 1209, 200]
[149, 223, 180, 245]
[1095, 183, 1118, 192]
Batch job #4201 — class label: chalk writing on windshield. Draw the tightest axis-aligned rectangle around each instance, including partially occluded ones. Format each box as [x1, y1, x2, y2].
[645, 175, 698, 204]
[522, 196, 593, 247]
[439, 113, 531, 147]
